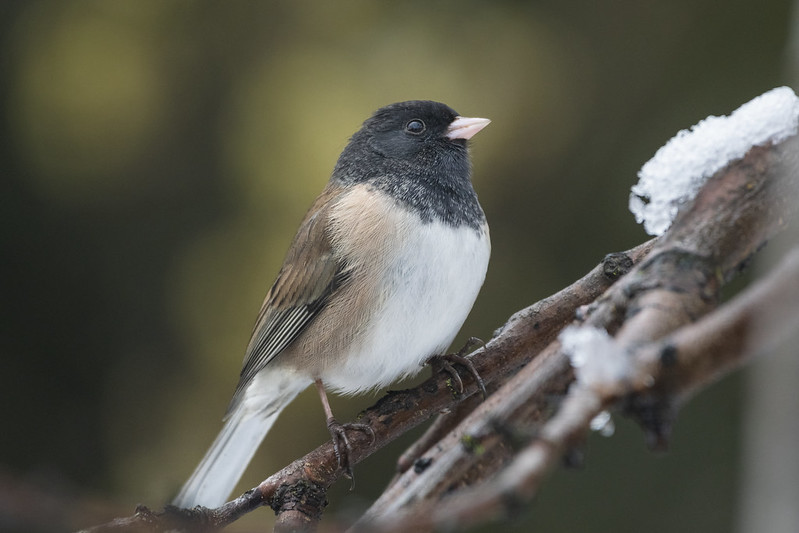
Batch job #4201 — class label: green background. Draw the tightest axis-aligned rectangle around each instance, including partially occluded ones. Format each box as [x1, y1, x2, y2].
[0, 1, 793, 531]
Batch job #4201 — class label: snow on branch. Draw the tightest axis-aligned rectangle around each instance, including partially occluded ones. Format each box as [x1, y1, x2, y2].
[630, 86, 799, 235]
[561, 325, 632, 394]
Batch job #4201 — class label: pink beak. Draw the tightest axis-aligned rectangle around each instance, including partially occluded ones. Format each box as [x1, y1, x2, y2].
[446, 116, 491, 140]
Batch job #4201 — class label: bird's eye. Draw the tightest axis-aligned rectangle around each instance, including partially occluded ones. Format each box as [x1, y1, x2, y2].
[405, 119, 425, 134]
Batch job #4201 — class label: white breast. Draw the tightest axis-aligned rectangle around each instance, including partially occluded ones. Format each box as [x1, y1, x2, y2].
[322, 207, 490, 395]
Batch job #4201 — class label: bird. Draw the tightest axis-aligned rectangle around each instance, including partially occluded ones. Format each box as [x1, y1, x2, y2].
[173, 100, 491, 509]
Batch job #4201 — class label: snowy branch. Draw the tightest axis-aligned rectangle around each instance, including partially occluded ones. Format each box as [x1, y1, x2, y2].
[354, 100, 799, 533]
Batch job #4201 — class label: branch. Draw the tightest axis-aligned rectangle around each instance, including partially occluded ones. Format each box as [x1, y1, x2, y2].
[353, 131, 799, 532]
[360, 244, 799, 532]
[639, 245, 799, 399]
[79, 241, 655, 532]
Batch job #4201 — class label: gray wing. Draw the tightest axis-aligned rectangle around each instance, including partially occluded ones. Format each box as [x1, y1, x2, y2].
[227, 185, 349, 413]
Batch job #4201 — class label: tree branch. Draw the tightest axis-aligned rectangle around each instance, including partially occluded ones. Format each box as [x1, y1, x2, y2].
[353, 134, 799, 532]
[80, 241, 654, 532]
[357, 243, 799, 532]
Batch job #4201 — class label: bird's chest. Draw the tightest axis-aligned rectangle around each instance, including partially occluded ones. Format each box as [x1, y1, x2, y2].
[322, 187, 490, 392]
[378, 221, 489, 334]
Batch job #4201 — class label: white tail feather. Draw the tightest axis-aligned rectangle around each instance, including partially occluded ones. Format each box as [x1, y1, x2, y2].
[173, 371, 308, 508]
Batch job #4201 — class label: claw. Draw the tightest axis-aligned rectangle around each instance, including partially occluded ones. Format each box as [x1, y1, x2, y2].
[458, 336, 486, 356]
[427, 337, 487, 399]
[327, 418, 375, 485]
[315, 379, 376, 485]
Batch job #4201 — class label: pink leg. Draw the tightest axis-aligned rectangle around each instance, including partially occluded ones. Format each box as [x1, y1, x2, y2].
[314, 379, 336, 421]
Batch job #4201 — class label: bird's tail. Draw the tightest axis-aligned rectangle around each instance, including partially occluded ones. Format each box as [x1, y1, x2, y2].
[173, 370, 308, 509]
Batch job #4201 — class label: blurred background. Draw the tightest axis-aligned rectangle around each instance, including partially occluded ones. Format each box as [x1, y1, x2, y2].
[0, 1, 796, 531]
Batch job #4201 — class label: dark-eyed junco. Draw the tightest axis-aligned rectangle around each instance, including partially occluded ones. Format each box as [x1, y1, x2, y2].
[173, 100, 491, 508]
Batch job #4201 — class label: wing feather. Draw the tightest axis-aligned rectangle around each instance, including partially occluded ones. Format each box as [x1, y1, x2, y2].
[227, 185, 348, 413]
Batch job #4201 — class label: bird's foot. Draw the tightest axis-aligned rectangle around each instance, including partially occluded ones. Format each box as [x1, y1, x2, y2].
[326, 418, 375, 482]
[427, 336, 487, 399]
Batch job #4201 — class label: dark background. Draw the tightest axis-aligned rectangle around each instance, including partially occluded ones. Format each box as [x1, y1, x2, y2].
[0, 1, 794, 531]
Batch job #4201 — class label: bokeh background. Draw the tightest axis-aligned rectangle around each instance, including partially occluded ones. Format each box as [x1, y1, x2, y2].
[1, 1, 796, 531]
